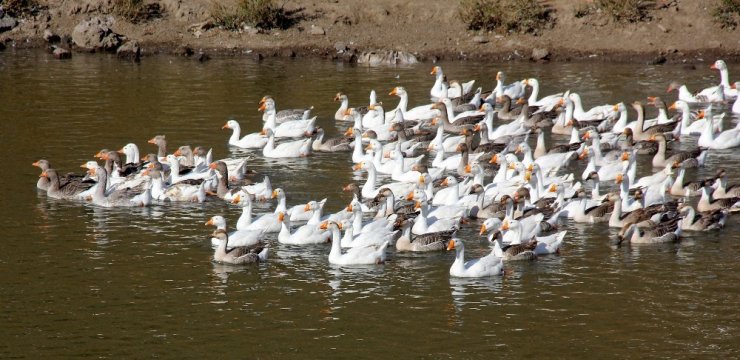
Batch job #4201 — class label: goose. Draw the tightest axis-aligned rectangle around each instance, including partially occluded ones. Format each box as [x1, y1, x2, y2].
[496, 95, 525, 121]
[632, 162, 676, 189]
[678, 204, 728, 231]
[412, 198, 462, 235]
[86, 166, 152, 207]
[516, 142, 576, 175]
[568, 93, 616, 121]
[261, 101, 316, 138]
[522, 78, 563, 111]
[333, 92, 369, 121]
[671, 102, 723, 135]
[669, 163, 704, 197]
[617, 220, 681, 245]
[211, 229, 269, 265]
[697, 184, 740, 212]
[427, 120, 464, 153]
[551, 98, 574, 135]
[322, 221, 389, 265]
[433, 175, 478, 207]
[733, 83, 740, 113]
[231, 194, 283, 233]
[339, 214, 397, 249]
[362, 103, 386, 128]
[222, 119, 268, 149]
[697, 109, 740, 149]
[610, 102, 630, 134]
[205, 215, 265, 249]
[430, 102, 474, 134]
[395, 220, 454, 252]
[712, 168, 740, 199]
[33, 160, 89, 192]
[277, 212, 331, 245]
[630, 101, 678, 141]
[447, 238, 504, 277]
[491, 71, 525, 100]
[261, 129, 312, 158]
[501, 219, 566, 256]
[39, 168, 95, 200]
[533, 127, 581, 159]
[144, 168, 207, 203]
[430, 66, 474, 100]
[353, 161, 417, 200]
[620, 128, 658, 155]
[311, 127, 352, 152]
[650, 134, 706, 168]
[166, 155, 210, 184]
[388, 86, 436, 121]
[697, 60, 738, 100]
[259, 96, 312, 124]
[147, 135, 169, 162]
[669, 81, 725, 104]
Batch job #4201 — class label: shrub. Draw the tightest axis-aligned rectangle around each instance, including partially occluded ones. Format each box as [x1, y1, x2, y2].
[459, 0, 552, 34]
[211, 0, 292, 30]
[712, 0, 740, 29]
[1, 0, 38, 17]
[113, 0, 162, 23]
[573, 0, 652, 23]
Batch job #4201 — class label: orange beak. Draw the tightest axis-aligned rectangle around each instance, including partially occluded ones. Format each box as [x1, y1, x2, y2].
[271, 190, 278, 199]
[430, 67, 438, 75]
[490, 153, 499, 164]
[94, 150, 104, 158]
[141, 169, 150, 176]
[446, 240, 455, 251]
[345, 203, 353, 212]
[117, 148, 125, 154]
[353, 163, 363, 171]
[501, 220, 509, 231]
[414, 201, 421, 210]
[259, 96, 267, 105]
[473, 124, 481, 132]
[258, 103, 266, 112]
[647, 96, 657, 104]
[612, 104, 619, 111]
[278, 212, 285, 222]
[406, 192, 414, 201]
[616, 173, 623, 184]
[549, 184, 557, 192]
[479, 224, 487, 236]
[441, 178, 449, 187]
[389, 87, 398, 96]
[333, 93, 341, 102]
[710, 63, 718, 70]
[621, 152, 629, 161]
[464, 164, 471, 173]
[80, 163, 88, 169]
[32, 161, 40, 167]
[582, 132, 591, 141]
[516, 98, 526, 105]
[697, 110, 705, 119]
[39, 171, 48, 178]
[304, 203, 312, 211]
[147, 137, 156, 144]
[231, 194, 241, 204]
[209, 162, 218, 170]
[668, 102, 677, 110]
[222, 123, 229, 129]
[319, 221, 328, 230]
[205, 218, 214, 226]
[344, 128, 353, 137]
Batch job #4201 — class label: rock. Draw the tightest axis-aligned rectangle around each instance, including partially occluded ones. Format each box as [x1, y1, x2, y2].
[357, 50, 418, 66]
[72, 17, 124, 52]
[472, 35, 488, 44]
[708, 40, 721, 49]
[116, 41, 140, 61]
[0, 15, 18, 33]
[531, 47, 550, 61]
[196, 52, 210, 62]
[177, 45, 194, 57]
[334, 42, 348, 52]
[52, 46, 72, 59]
[244, 26, 260, 35]
[309, 25, 325, 35]
[657, 24, 669, 33]
[43, 29, 61, 43]
[649, 55, 667, 65]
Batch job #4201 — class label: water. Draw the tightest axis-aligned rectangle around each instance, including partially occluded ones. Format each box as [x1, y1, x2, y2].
[1, 50, 739, 358]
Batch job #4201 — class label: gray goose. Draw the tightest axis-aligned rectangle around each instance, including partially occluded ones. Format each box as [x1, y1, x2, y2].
[698, 183, 740, 213]
[311, 127, 352, 152]
[212, 230, 269, 265]
[33, 159, 88, 191]
[650, 133, 706, 168]
[678, 202, 728, 231]
[712, 168, 740, 199]
[395, 220, 454, 252]
[40, 168, 94, 199]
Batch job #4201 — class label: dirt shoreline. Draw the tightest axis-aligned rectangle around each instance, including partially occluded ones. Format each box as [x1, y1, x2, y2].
[2, 0, 739, 64]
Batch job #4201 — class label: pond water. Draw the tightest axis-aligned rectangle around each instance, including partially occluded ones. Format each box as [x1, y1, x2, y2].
[1, 50, 738, 358]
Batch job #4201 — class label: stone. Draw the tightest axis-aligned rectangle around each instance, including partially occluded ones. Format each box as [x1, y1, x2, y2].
[531, 47, 550, 61]
[43, 29, 61, 43]
[0, 15, 18, 33]
[472, 35, 488, 44]
[72, 17, 124, 52]
[334, 41, 348, 52]
[357, 50, 418, 66]
[52, 46, 72, 59]
[309, 25, 325, 35]
[657, 24, 668, 33]
[116, 40, 140, 61]
[708, 40, 721, 49]
[244, 26, 259, 35]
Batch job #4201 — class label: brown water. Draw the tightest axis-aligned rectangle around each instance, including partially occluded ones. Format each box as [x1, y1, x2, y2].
[1, 50, 739, 358]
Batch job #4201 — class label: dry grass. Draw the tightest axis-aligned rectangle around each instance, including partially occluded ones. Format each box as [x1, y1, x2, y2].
[113, 0, 162, 23]
[1, 0, 38, 17]
[458, 0, 553, 34]
[573, 0, 652, 23]
[211, 0, 293, 30]
[712, 0, 740, 29]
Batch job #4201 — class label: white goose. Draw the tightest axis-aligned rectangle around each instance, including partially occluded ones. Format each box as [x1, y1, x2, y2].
[568, 92, 616, 121]
[277, 212, 330, 245]
[261, 129, 312, 158]
[697, 60, 737, 100]
[354, 161, 417, 200]
[671, 101, 722, 135]
[388, 86, 436, 121]
[697, 108, 740, 149]
[324, 221, 389, 265]
[522, 78, 563, 111]
[430, 66, 474, 100]
[447, 238, 504, 277]
[222, 119, 268, 149]
[501, 219, 566, 255]
[261, 101, 316, 138]
[206, 215, 265, 248]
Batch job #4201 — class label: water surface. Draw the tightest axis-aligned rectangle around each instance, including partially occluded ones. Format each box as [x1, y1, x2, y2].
[1, 50, 739, 358]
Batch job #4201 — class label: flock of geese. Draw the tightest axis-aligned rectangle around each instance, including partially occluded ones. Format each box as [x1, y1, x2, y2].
[34, 60, 740, 277]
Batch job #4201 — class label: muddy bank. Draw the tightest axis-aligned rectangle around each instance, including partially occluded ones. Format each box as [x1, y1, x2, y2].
[1, 0, 739, 64]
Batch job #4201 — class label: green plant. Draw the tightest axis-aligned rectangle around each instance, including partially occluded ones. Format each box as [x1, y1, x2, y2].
[712, 0, 740, 29]
[1, 0, 38, 17]
[459, 0, 552, 34]
[113, 0, 162, 23]
[211, 0, 292, 30]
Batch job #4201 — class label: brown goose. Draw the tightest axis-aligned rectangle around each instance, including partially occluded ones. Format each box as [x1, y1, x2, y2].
[147, 135, 167, 160]
[712, 168, 740, 199]
[40, 168, 94, 199]
[698, 183, 740, 213]
[620, 128, 658, 155]
[211, 229, 269, 265]
[311, 127, 352, 152]
[395, 220, 454, 252]
[497, 95, 524, 120]
[650, 133, 706, 168]
[631, 102, 679, 141]
[33, 159, 88, 191]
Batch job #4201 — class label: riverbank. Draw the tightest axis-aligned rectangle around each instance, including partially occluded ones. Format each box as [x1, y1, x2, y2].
[2, 0, 739, 64]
